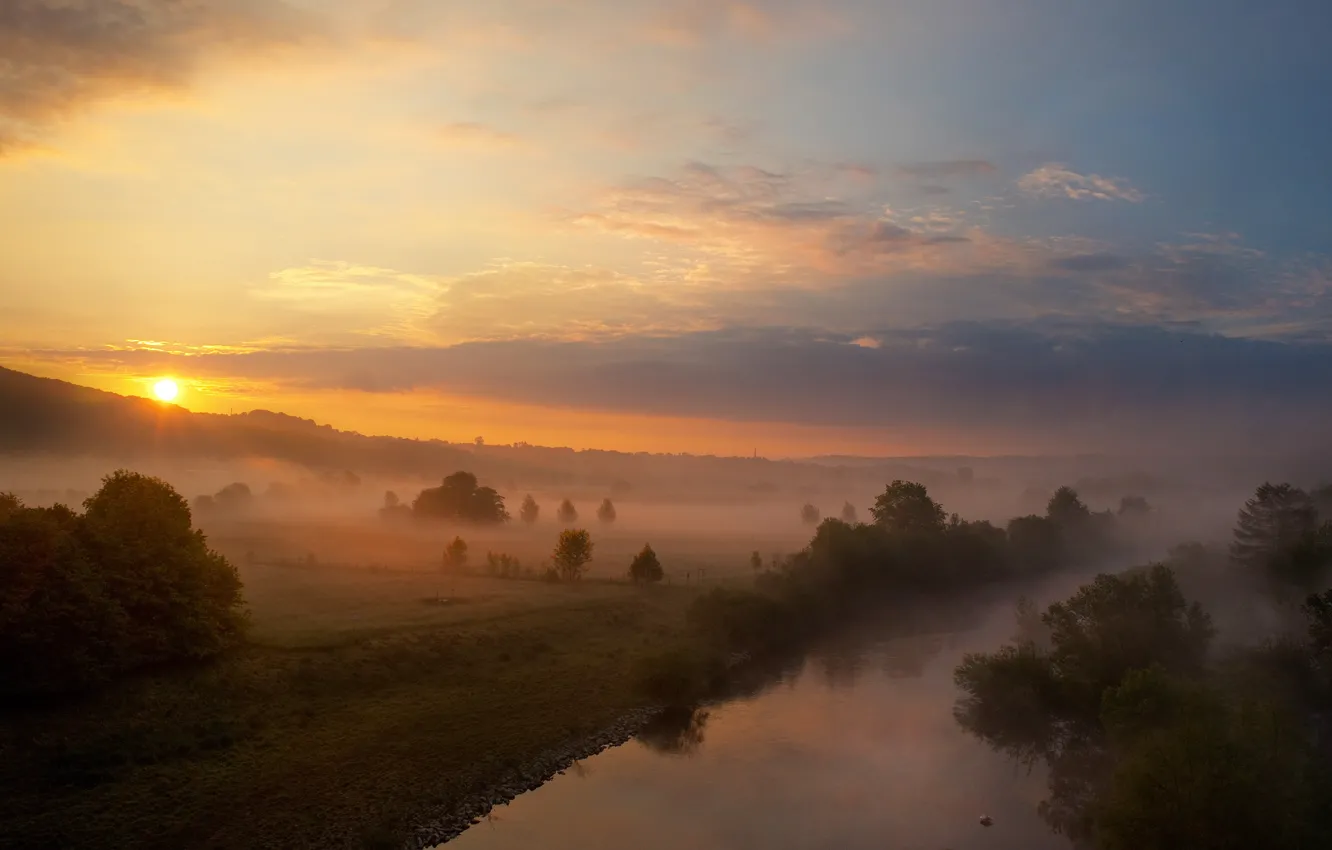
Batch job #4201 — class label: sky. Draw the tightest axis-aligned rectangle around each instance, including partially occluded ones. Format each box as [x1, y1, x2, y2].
[1, 0, 1330, 457]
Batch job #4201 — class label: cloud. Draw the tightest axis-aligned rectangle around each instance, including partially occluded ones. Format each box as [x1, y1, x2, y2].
[1053, 253, 1131, 273]
[1018, 163, 1145, 202]
[895, 160, 997, 180]
[564, 161, 1012, 284]
[249, 260, 440, 342]
[25, 322, 1332, 455]
[0, 0, 314, 152]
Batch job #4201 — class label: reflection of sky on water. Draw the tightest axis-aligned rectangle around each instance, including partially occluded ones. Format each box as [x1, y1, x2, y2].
[442, 599, 1069, 850]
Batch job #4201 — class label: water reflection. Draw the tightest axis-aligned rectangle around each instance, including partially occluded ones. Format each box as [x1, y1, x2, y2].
[636, 706, 710, 756]
[441, 592, 1070, 850]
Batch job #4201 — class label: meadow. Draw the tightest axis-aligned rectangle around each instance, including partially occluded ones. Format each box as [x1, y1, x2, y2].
[0, 515, 802, 850]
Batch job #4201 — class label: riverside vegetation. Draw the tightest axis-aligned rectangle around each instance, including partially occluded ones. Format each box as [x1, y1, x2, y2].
[4, 471, 1324, 848]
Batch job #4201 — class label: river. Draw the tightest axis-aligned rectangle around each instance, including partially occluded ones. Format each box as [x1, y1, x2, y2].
[435, 576, 1096, 850]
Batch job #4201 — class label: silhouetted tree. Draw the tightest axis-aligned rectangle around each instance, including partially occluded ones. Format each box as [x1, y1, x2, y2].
[413, 471, 509, 523]
[749, 550, 763, 576]
[553, 529, 593, 581]
[840, 502, 858, 523]
[870, 480, 945, 533]
[1118, 495, 1151, 517]
[1231, 483, 1317, 576]
[443, 536, 468, 572]
[211, 481, 253, 514]
[800, 503, 820, 525]
[379, 490, 411, 521]
[486, 551, 521, 578]
[1046, 486, 1091, 527]
[629, 543, 663, 584]
[557, 498, 578, 525]
[0, 470, 246, 695]
[597, 498, 617, 524]
[520, 494, 540, 525]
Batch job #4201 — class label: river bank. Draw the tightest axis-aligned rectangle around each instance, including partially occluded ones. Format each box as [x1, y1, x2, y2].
[0, 570, 705, 850]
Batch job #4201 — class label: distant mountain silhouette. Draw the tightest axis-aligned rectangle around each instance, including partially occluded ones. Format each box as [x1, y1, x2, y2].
[0, 366, 479, 477]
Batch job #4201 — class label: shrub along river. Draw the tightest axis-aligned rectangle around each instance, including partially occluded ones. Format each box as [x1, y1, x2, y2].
[434, 572, 1101, 850]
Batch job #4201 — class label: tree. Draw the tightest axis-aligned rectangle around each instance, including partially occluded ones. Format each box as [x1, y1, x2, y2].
[629, 543, 663, 584]
[749, 550, 763, 575]
[213, 481, 253, 513]
[557, 498, 578, 524]
[597, 498, 617, 524]
[520, 494, 540, 525]
[486, 551, 521, 578]
[1046, 486, 1091, 527]
[443, 536, 468, 572]
[553, 529, 593, 581]
[379, 490, 411, 521]
[870, 480, 945, 534]
[1117, 495, 1151, 517]
[1042, 565, 1213, 716]
[800, 503, 820, 525]
[412, 471, 509, 523]
[840, 502, 858, 524]
[0, 470, 246, 695]
[1231, 483, 1317, 576]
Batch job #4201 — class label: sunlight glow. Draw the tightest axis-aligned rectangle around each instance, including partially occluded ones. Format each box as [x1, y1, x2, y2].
[153, 379, 179, 402]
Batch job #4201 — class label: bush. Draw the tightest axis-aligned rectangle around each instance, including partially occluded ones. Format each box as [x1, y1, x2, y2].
[635, 645, 724, 706]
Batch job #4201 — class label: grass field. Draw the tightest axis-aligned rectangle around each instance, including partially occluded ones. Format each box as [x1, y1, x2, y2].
[0, 519, 796, 850]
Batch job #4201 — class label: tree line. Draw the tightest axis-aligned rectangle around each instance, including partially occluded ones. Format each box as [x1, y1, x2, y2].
[952, 480, 1332, 850]
[381, 471, 619, 527]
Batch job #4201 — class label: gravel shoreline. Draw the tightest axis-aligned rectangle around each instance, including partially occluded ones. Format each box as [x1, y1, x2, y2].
[405, 705, 664, 849]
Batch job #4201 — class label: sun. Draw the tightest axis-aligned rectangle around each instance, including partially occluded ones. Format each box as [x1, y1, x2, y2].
[153, 378, 179, 402]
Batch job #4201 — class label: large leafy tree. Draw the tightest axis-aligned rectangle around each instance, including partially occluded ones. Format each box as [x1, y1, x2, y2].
[0, 471, 247, 695]
[412, 471, 509, 523]
[870, 480, 945, 533]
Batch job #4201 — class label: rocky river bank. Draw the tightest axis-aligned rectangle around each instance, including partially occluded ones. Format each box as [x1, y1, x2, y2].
[405, 705, 663, 849]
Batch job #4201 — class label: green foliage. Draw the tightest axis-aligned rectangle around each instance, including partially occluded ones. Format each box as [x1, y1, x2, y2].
[635, 645, 724, 706]
[799, 503, 820, 525]
[0, 470, 247, 696]
[1042, 565, 1213, 714]
[629, 544, 663, 584]
[412, 471, 509, 524]
[687, 587, 800, 653]
[552, 529, 593, 581]
[1096, 668, 1330, 850]
[556, 498, 578, 525]
[870, 480, 945, 533]
[519, 494, 539, 525]
[597, 498, 617, 524]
